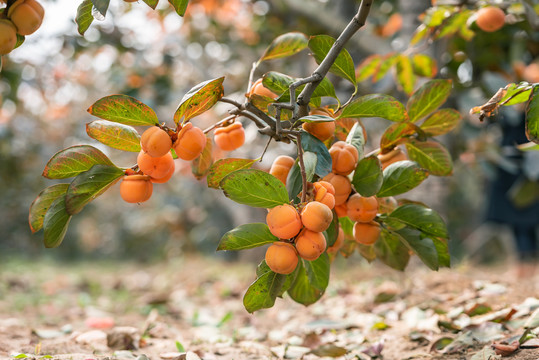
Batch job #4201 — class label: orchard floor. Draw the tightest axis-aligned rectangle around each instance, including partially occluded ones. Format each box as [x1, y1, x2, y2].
[0, 256, 537, 360]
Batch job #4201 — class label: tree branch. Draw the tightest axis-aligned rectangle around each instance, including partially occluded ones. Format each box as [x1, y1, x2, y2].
[297, 0, 373, 109]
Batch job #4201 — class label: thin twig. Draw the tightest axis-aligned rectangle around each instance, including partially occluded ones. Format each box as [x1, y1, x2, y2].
[259, 136, 273, 162]
[203, 114, 236, 134]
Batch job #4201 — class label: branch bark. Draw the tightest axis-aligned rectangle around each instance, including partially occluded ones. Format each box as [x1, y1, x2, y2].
[296, 0, 373, 109]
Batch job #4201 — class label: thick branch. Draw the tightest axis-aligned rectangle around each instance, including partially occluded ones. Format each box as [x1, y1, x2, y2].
[297, 0, 373, 108]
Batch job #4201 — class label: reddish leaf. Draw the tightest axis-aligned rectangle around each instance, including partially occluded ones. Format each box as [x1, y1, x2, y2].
[191, 137, 213, 179]
[356, 54, 382, 82]
[29, 184, 69, 234]
[405, 139, 453, 176]
[173, 77, 224, 123]
[207, 158, 257, 189]
[380, 122, 416, 151]
[86, 120, 141, 152]
[420, 108, 461, 136]
[407, 79, 452, 122]
[260, 32, 308, 61]
[396, 55, 416, 95]
[412, 54, 438, 78]
[42, 145, 114, 179]
[87, 95, 158, 126]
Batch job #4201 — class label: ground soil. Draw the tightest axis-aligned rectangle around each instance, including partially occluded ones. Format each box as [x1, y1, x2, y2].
[0, 256, 537, 360]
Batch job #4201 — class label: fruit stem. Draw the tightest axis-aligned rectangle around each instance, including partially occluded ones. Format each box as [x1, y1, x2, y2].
[296, 133, 308, 203]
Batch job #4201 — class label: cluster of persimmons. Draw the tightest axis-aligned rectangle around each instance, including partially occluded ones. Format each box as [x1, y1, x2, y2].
[120, 120, 245, 203]
[260, 83, 410, 274]
[0, 0, 44, 55]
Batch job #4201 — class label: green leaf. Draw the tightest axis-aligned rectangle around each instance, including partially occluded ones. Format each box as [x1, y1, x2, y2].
[299, 115, 335, 123]
[207, 158, 257, 189]
[300, 131, 332, 178]
[377, 160, 429, 197]
[191, 137, 213, 179]
[346, 122, 366, 158]
[412, 54, 438, 78]
[43, 195, 72, 248]
[432, 237, 450, 267]
[375, 228, 410, 271]
[380, 122, 416, 151]
[405, 139, 453, 176]
[174, 77, 224, 123]
[388, 204, 448, 238]
[287, 262, 324, 306]
[356, 54, 382, 82]
[264, 72, 338, 102]
[168, 0, 189, 16]
[373, 53, 398, 82]
[410, 24, 428, 46]
[501, 83, 533, 106]
[142, 0, 159, 9]
[407, 79, 452, 122]
[303, 255, 330, 291]
[42, 145, 114, 179]
[243, 270, 286, 313]
[325, 210, 339, 247]
[14, 34, 24, 50]
[217, 223, 277, 251]
[29, 184, 69, 234]
[220, 169, 289, 208]
[435, 11, 469, 40]
[525, 86, 539, 143]
[65, 164, 124, 215]
[287, 161, 303, 201]
[308, 35, 356, 86]
[87, 95, 158, 126]
[396, 227, 439, 270]
[260, 32, 308, 61]
[75, 0, 94, 36]
[86, 120, 141, 152]
[338, 94, 408, 122]
[352, 156, 383, 197]
[91, 0, 109, 16]
[396, 55, 415, 95]
[339, 216, 354, 237]
[303, 151, 318, 183]
[420, 109, 461, 136]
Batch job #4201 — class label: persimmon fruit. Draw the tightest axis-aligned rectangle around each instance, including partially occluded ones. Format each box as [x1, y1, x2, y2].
[347, 194, 378, 223]
[8, 0, 44, 36]
[0, 20, 17, 55]
[120, 175, 153, 203]
[476, 6, 505, 32]
[329, 141, 359, 175]
[353, 221, 381, 245]
[214, 122, 245, 151]
[249, 78, 278, 99]
[265, 242, 299, 275]
[137, 151, 175, 180]
[378, 147, 407, 170]
[266, 204, 302, 239]
[173, 122, 206, 161]
[301, 201, 333, 233]
[140, 126, 172, 158]
[322, 172, 352, 205]
[302, 107, 336, 142]
[313, 181, 336, 209]
[295, 229, 327, 261]
[269, 155, 295, 185]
